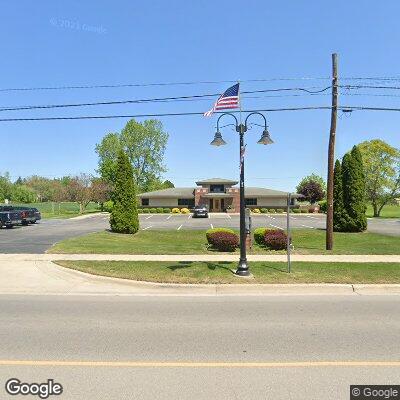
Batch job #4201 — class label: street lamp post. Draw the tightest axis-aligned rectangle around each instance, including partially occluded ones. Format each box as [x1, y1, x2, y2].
[210, 112, 274, 276]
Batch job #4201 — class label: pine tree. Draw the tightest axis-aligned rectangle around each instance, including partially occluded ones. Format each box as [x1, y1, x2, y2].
[341, 146, 367, 232]
[333, 159, 347, 231]
[110, 150, 139, 234]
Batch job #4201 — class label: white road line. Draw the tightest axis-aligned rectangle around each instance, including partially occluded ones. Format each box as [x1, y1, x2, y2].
[210, 223, 214, 229]
[187, 214, 192, 219]
[266, 215, 276, 220]
[290, 216, 297, 220]
[301, 224, 316, 229]
[268, 224, 284, 230]
[142, 226, 152, 230]
[305, 215, 320, 220]
[227, 214, 232, 219]
[146, 215, 153, 219]
[177, 224, 183, 230]
[166, 215, 172, 220]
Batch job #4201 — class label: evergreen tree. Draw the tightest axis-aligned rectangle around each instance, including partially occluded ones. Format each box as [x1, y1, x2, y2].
[342, 146, 367, 232]
[110, 150, 139, 234]
[333, 159, 347, 231]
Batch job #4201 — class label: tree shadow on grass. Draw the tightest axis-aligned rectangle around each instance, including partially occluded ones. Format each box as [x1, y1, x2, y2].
[168, 261, 233, 273]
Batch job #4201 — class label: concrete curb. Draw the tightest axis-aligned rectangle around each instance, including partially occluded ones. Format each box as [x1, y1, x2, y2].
[1, 254, 400, 262]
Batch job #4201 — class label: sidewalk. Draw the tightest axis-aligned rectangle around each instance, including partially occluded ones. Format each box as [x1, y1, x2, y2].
[1, 253, 399, 262]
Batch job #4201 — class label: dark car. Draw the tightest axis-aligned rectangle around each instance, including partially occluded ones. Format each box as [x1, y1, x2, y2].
[0, 206, 37, 225]
[30, 207, 42, 223]
[192, 205, 208, 218]
[0, 211, 22, 228]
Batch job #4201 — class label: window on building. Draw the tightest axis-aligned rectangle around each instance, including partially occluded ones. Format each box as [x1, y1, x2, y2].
[141, 198, 149, 206]
[245, 198, 257, 206]
[210, 184, 225, 193]
[178, 198, 195, 207]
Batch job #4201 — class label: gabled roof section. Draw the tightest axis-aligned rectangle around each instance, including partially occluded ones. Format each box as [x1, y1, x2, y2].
[245, 187, 301, 197]
[137, 188, 195, 198]
[195, 178, 239, 186]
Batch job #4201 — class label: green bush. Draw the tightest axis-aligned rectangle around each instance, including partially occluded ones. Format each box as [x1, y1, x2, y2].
[252, 208, 261, 214]
[142, 208, 150, 213]
[163, 208, 171, 213]
[206, 228, 235, 245]
[293, 209, 301, 213]
[254, 227, 270, 245]
[268, 209, 276, 213]
[149, 208, 157, 213]
[156, 208, 163, 213]
[110, 151, 139, 234]
[103, 200, 114, 213]
[137, 208, 143, 214]
[318, 200, 327, 213]
[300, 209, 308, 213]
[260, 208, 268, 213]
[276, 209, 284, 213]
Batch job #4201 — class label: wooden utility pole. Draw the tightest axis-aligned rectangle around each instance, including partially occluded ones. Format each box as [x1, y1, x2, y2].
[326, 53, 338, 250]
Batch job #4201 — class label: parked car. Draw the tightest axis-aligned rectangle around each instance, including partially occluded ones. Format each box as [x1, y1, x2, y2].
[192, 205, 209, 218]
[0, 206, 37, 225]
[0, 211, 22, 228]
[30, 207, 42, 223]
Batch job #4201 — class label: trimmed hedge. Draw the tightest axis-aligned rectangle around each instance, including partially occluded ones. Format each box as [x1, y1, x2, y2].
[300, 209, 308, 213]
[207, 231, 239, 252]
[276, 209, 284, 213]
[260, 208, 268, 213]
[163, 208, 171, 213]
[268, 209, 276, 213]
[172, 208, 180, 213]
[264, 229, 288, 250]
[252, 208, 261, 214]
[254, 227, 270, 245]
[293, 209, 301, 213]
[149, 208, 156, 213]
[206, 228, 235, 245]
[180, 208, 190, 214]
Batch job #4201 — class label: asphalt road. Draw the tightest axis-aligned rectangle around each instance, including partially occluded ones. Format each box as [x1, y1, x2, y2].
[0, 295, 399, 399]
[0, 213, 398, 254]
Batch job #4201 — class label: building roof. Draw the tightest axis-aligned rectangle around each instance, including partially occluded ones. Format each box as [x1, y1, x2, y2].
[195, 178, 239, 186]
[245, 187, 300, 197]
[137, 188, 194, 198]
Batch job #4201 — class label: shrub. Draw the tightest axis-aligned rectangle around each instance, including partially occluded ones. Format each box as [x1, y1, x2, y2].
[163, 208, 171, 213]
[252, 208, 261, 214]
[142, 208, 150, 213]
[206, 228, 235, 245]
[260, 208, 268, 213]
[103, 200, 114, 213]
[268, 209, 276, 213]
[207, 231, 239, 252]
[156, 208, 164, 213]
[276, 209, 284, 213]
[172, 208, 180, 214]
[264, 229, 288, 250]
[300, 209, 308, 213]
[148, 208, 156, 213]
[137, 208, 143, 214]
[254, 227, 270, 245]
[318, 199, 327, 213]
[180, 207, 190, 214]
[292, 208, 301, 213]
[110, 150, 139, 234]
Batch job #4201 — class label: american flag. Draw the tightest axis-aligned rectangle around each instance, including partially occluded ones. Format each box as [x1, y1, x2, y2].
[203, 83, 240, 117]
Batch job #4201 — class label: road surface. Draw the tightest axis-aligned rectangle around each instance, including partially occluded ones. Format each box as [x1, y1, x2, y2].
[0, 294, 399, 399]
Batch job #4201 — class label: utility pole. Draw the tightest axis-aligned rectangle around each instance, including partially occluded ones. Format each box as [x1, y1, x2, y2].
[326, 53, 338, 250]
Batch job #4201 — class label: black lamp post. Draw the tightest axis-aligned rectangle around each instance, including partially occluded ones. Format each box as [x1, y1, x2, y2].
[210, 112, 274, 276]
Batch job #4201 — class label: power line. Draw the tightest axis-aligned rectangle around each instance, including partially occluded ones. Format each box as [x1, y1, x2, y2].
[0, 86, 331, 113]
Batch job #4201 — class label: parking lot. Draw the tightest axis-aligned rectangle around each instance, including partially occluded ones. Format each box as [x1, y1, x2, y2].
[0, 213, 398, 254]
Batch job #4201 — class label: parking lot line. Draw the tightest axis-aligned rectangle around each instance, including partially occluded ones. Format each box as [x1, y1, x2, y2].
[210, 223, 214, 229]
[146, 215, 153, 220]
[266, 215, 276, 220]
[301, 224, 316, 229]
[305, 215, 320, 220]
[166, 215, 172, 220]
[227, 214, 231, 219]
[177, 224, 183, 230]
[187, 215, 192, 219]
[269, 224, 284, 230]
[142, 226, 152, 230]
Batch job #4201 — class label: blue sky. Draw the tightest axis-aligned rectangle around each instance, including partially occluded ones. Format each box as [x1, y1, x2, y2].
[1, 0, 399, 191]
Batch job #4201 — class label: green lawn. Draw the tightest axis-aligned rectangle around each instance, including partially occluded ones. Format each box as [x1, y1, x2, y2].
[49, 229, 400, 255]
[56, 260, 400, 284]
[366, 204, 400, 218]
[12, 202, 100, 219]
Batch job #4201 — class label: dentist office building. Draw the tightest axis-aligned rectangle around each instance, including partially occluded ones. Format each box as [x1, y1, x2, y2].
[137, 178, 300, 212]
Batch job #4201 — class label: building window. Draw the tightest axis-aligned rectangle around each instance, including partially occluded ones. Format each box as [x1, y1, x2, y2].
[141, 198, 149, 206]
[245, 198, 257, 206]
[178, 198, 195, 207]
[210, 184, 224, 193]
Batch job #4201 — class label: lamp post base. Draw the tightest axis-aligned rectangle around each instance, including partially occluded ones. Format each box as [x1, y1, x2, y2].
[235, 259, 250, 276]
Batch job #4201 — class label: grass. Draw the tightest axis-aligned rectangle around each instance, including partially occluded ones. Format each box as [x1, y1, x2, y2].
[56, 260, 400, 284]
[11, 202, 100, 219]
[366, 204, 400, 218]
[48, 229, 400, 255]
